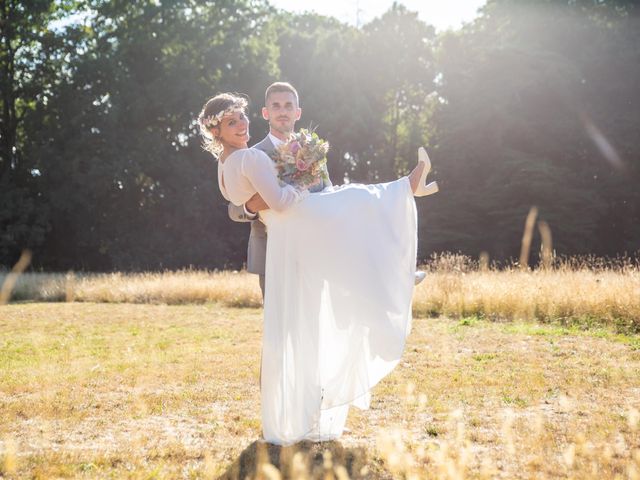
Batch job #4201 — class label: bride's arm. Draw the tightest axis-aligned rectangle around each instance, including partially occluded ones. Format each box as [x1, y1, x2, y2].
[241, 150, 307, 212]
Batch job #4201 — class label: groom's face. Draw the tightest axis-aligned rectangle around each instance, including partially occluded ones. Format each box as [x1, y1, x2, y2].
[262, 91, 301, 136]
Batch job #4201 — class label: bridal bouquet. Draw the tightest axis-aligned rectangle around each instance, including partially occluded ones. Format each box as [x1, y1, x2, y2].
[271, 129, 330, 192]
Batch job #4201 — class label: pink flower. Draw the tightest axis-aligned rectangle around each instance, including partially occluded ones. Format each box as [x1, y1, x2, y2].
[290, 141, 301, 155]
[296, 158, 309, 171]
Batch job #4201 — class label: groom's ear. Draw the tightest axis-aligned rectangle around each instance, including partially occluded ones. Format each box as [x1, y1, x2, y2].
[295, 107, 302, 120]
[261, 107, 269, 121]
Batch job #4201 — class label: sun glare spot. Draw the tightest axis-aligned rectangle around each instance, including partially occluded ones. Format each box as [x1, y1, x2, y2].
[581, 113, 625, 171]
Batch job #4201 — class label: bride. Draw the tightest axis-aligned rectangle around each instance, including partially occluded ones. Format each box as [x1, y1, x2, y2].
[199, 93, 438, 445]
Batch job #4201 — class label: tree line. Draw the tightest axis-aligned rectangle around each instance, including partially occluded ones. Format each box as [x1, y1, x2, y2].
[1, 0, 638, 271]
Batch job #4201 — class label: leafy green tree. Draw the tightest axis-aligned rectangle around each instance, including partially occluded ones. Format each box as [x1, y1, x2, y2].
[0, 0, 81, 265]
[2, 0, 638, 270]
[274, 13, 367, 183]
[359, 3, 436, 181]
[425, 0, 639, 261]
[31, 0, 278, 270]
[276, 5, 437, 184]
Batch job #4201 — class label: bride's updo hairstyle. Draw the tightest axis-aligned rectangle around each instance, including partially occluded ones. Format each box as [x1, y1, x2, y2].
[198, 93, 248, 157]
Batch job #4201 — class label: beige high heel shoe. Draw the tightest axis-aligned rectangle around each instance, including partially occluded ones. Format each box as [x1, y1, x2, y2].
[414, 147, 439, 197]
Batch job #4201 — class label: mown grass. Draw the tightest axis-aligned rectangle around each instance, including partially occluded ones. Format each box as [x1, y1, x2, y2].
[1, 303, 639, 479]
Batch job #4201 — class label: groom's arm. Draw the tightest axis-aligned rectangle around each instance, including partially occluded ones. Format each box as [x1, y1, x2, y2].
[228, 202, 255, 222]
[227, 193, 269, 222]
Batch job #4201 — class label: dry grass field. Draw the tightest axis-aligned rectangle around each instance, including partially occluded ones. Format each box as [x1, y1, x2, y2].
[1, 299, 639, 479]
[2, 253, 639, 331]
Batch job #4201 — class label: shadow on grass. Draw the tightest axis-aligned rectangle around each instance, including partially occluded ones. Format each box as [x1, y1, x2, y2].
[218, 439, 392, 479]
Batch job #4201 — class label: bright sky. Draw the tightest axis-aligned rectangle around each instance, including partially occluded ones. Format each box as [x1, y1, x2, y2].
[269, 0, 487, 31]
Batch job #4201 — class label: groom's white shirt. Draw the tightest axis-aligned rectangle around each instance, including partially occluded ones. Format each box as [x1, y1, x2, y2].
[268, 132, 284, 148]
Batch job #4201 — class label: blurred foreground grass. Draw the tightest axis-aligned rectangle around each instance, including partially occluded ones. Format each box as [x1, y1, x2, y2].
[0, 303, 639, 479]
[3, 254, 639, 332]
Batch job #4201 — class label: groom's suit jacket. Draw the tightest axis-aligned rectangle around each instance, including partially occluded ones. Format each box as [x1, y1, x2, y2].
[227, 134, 332, 276]
[227, 135, 274, 276]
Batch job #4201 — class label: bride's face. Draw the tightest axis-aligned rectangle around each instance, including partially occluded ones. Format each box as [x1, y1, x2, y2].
[216, 110, 250, 150]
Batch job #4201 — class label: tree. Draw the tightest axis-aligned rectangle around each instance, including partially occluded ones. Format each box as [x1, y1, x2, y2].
[29, 0, 279, 270]
[0, 0, 79, 265]
[359, 3, 437, 181]
[424, 0, 640, 261]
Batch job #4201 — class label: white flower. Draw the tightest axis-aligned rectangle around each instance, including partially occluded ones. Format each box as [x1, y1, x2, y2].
[200, 106, 239, 129]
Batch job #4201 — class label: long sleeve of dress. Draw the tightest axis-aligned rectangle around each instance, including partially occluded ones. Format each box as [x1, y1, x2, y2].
[241, 149, 307, 212]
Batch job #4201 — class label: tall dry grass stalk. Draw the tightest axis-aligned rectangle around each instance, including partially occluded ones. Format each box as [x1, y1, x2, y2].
[375, 397, 640, 480]
[414, 253, 640, 331]
[0, 250, 32, 305]
[2, 253, 639, 330]
[0, 270, 262, 308]
[519, 206, 539, 269]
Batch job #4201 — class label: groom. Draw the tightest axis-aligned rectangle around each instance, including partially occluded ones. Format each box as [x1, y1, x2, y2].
[228, 82, 329, 297]
[229, 81, 427, 297]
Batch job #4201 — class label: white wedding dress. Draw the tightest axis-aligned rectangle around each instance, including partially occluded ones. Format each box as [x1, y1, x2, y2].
[219, 148, 417, 445]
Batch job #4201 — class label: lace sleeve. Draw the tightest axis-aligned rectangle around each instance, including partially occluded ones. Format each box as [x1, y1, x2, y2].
[241, 149, 307, 212]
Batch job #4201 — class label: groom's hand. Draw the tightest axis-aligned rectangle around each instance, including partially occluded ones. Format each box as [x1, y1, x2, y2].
[246, 193, 269, 214]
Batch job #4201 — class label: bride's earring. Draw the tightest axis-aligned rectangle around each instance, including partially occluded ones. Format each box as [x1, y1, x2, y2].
[414, 147, 439, 197]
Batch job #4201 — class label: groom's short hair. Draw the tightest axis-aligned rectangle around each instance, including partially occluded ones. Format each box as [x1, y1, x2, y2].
[265, 82, 299, 106]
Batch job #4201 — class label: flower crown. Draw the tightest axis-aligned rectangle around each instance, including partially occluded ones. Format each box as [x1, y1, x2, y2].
[199, 106, 243, 130]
